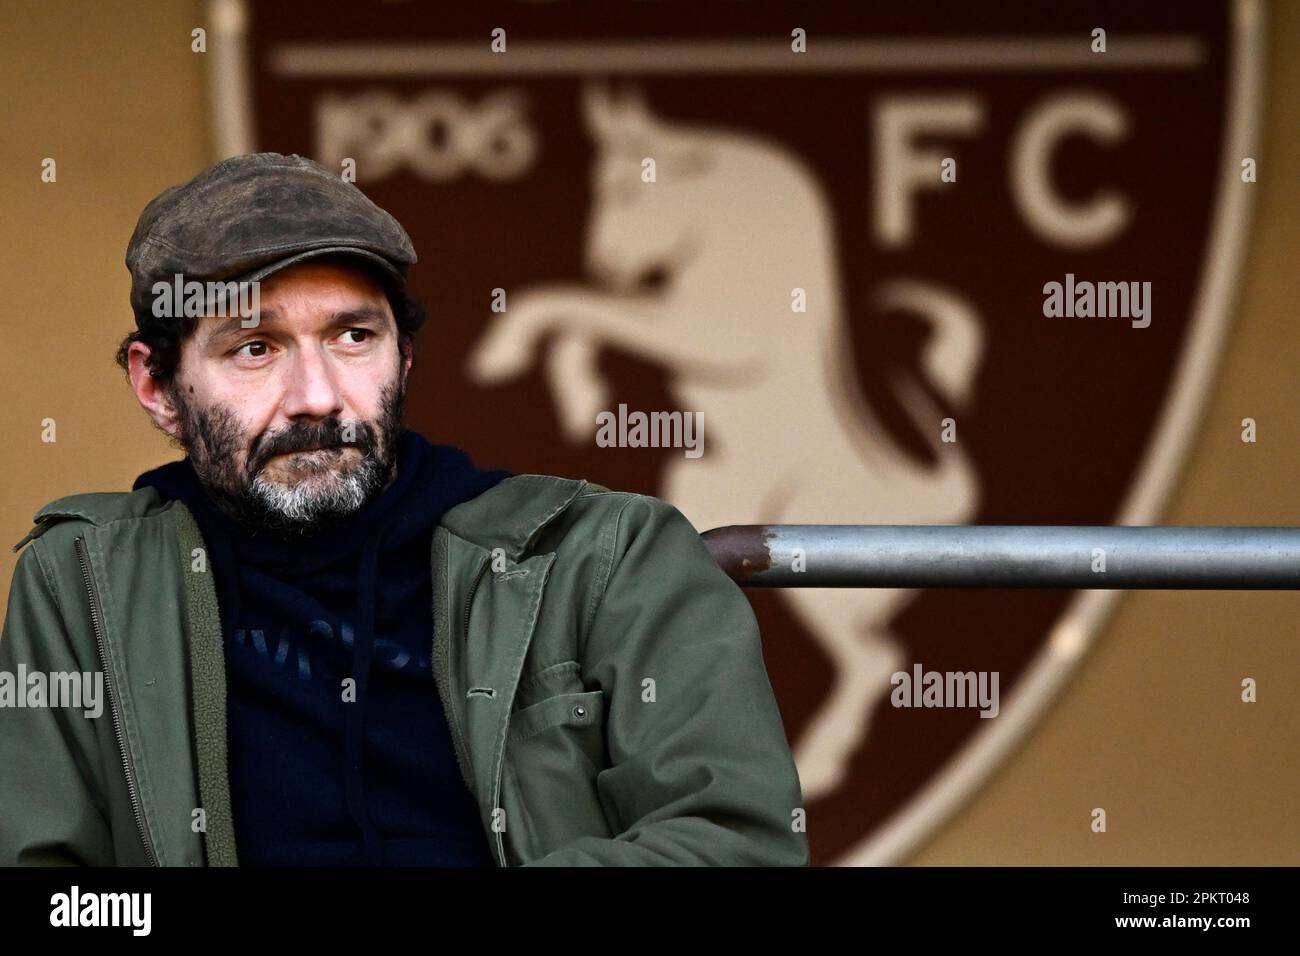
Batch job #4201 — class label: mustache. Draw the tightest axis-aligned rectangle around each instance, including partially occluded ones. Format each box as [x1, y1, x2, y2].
[247, 419, 378, 474]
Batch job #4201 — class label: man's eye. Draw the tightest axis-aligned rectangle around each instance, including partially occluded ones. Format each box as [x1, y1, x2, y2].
[235, 340, 269, 358]
[341, 328, 371, 344]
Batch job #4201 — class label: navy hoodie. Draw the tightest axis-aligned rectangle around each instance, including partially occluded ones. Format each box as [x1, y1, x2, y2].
[133, 429, 511, 866]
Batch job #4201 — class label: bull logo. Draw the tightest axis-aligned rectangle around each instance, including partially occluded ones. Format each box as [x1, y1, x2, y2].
[469, 82, 983, 798]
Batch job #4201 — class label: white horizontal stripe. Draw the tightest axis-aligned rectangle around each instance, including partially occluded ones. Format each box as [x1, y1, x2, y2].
[269, 36, 1205, 77]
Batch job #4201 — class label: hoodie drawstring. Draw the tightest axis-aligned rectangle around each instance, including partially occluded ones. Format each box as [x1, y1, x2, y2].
[344, 522, 387, 865]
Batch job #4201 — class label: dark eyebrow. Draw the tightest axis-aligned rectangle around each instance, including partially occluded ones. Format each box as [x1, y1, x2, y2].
[201, 304, 390, 350]
[202, 313, 268, 350]
[326, 305, 389, 327]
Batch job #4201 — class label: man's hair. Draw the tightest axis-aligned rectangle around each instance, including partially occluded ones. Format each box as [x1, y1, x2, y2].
[113, 254, 427, 385]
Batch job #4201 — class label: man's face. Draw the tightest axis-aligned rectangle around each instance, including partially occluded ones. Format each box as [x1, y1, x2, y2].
[162, 260, 412, 535]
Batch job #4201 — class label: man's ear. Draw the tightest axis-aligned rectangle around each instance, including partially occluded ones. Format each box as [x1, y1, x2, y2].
[127, 342, 183, 438]
[400, 333, 414, 383]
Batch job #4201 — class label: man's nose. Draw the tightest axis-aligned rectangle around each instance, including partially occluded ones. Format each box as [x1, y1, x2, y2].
[282, 343, 344, 420]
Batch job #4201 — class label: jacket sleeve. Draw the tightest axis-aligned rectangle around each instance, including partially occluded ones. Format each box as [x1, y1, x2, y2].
[0, 542, 114, 865]
[524, 494, 810, 866]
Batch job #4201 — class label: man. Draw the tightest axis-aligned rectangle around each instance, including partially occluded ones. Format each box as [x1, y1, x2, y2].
[0, 152, 808, 866]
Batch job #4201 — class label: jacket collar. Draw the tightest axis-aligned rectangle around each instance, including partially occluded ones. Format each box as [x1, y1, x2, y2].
[16, 474, 590, 560]
[13, 489, 171, 552]
[439, 474, 588, 560]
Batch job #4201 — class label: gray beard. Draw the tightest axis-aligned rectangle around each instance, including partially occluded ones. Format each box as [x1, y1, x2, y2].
[167, 379, 407, 538]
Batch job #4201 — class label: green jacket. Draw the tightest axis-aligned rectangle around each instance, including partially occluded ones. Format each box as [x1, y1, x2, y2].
[0, 474, 808, 866]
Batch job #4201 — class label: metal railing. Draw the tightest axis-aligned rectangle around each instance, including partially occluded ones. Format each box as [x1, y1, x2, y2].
[701, 525, 1300, 589]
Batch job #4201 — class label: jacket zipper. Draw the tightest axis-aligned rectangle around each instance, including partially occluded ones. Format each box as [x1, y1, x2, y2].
[74, 535, 159, 866]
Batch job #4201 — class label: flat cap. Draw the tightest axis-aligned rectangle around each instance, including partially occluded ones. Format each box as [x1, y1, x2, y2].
[125, 152, 417, 323]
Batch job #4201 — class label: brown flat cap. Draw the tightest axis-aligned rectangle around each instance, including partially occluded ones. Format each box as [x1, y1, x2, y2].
[125, 152, 417, 325]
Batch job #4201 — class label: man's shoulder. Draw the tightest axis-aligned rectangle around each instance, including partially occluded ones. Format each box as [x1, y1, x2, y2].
[11, 487, 176, 554]
[441, 473, 689, 559]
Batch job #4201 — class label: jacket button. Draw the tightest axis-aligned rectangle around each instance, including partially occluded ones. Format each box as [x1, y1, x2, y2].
[572, 704, 588, 719]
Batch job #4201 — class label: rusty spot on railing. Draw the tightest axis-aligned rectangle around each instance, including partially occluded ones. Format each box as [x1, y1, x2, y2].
[700, 525, 777, 583]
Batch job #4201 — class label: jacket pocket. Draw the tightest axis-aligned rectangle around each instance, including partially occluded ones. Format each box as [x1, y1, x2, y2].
[501, 689, 613, 862]
[508, 689, 605, 747]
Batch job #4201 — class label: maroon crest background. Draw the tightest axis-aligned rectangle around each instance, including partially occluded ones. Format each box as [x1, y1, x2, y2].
[222, 0, 1241, 863]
